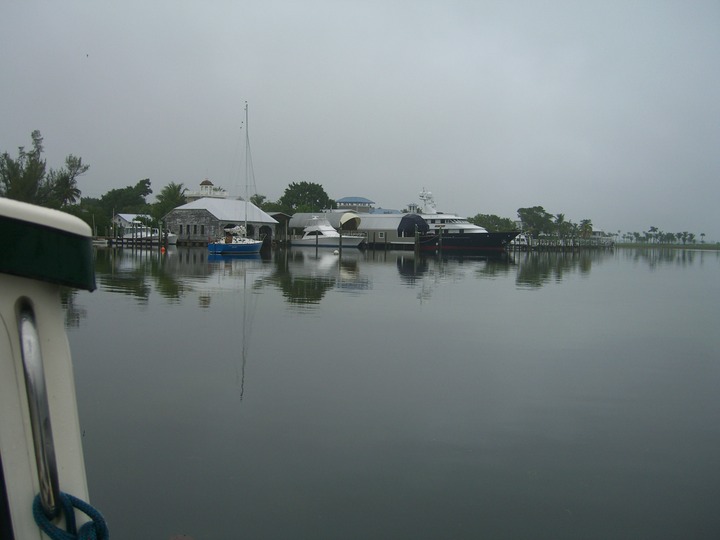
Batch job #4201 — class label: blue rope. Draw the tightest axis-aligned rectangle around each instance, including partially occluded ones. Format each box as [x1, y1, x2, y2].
[33, 492, 109, 540]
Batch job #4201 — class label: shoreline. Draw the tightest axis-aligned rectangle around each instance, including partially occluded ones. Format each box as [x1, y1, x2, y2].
[615, 243, 719, 251]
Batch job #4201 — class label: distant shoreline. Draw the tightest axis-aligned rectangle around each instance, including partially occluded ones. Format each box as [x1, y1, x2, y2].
[615, 243, 719, 251]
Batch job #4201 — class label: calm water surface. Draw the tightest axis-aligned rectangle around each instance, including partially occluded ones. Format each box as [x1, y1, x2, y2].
[65, 247, 720, 539]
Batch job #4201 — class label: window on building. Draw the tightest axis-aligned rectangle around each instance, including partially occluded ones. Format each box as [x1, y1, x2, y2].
[201, 225, 205, 235]
[193, 225, 198, 234]
[179, 225, 183, 234]
[379, 232, 385, 239]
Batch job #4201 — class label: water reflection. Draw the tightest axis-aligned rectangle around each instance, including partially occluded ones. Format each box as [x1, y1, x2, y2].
[382, 250, 515, 303]
[90, 246, 372, 310]
[82, 246, 717, 317]
[68, 243, 720, 539]
[396, 254, 429, 283]
[620, 247, 719, 269]
[261, 248, 369, 308]
[515, 251, 601, 288]
[60, 288, 86, 328]
[92, 246, 266, 304]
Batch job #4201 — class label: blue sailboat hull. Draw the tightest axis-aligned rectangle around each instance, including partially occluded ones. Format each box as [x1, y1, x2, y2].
[208, 242, 262, 254]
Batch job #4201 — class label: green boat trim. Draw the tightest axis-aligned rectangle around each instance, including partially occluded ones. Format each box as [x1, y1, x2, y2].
[0, 199, 96, 291]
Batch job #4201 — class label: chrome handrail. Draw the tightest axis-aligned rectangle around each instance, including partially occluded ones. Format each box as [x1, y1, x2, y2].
[18, 300, 60, 519]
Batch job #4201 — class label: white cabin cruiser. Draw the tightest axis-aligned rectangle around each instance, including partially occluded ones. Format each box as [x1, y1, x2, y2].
[0, 198, 108, 538]
[119, 222, 178, 245]
[291, 216, 366, 248]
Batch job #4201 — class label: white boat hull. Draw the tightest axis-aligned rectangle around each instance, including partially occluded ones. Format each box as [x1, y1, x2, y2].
[291, 236, 365, 248]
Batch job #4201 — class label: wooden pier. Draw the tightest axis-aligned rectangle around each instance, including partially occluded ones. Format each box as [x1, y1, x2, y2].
[508, 237, 614, 252]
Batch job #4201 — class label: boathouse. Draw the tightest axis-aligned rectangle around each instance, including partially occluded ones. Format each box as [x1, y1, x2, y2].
[355, 213, 431, 249]
[112, 213, 151, 230]
[287, 211, 362, 236]
[163, 198, 278, 246]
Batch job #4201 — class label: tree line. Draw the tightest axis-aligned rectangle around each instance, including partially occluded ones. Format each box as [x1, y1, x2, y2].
[1, 132, 710, 244]
[621, 228, 705, 245]
[1, 133, 338, 234]
[1, 131, 188, 234]
[469, 205, 594, 239]
[1, 131, 89, 209]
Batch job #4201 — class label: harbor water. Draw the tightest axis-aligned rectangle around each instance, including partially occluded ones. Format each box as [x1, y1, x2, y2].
[65, 247, 720, 539]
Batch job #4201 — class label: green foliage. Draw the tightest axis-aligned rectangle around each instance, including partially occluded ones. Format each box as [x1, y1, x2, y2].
[277, 181, 334, 213]
[153, 182, 187, 221]
[514, 206, 598, 240]
[579, 219, 593, 238]
[250, 193, 266, 207]
[468, 213, 516, 232]
[244, 192, 284, 213]
[258, 200, 286, 213]
[99, 178, 153, 215]
[517, 206, 554, 238]
[72, 197, 112, 235]
[0, 131, 45, 202]
[555, 213, 573, 238]
[0, 131, 91, 209]
[46, 155, 89, 208]
[66, 178, 154, 234]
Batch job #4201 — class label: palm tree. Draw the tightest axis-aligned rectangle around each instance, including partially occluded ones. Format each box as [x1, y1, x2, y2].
[579, 219, 593, 239]
[701, 233, 706, 244]
[250, 193, 267, 208]
[47, 155, 88, 208]
[154, 182, 187, 220]
[648, 226, 658, 244]
[554, 213, 566, 239]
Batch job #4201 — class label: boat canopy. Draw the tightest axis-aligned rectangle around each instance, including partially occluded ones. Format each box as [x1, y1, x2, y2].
[0, 198, 96, 291]
[397, 214, 429, 236]
[289, 211, 361, 231]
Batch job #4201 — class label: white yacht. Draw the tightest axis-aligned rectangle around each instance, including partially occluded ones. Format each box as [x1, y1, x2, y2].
[291, 216, 366, 248]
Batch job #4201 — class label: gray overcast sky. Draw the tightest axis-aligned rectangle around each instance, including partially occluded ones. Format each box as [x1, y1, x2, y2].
[2, 1, 719, 240]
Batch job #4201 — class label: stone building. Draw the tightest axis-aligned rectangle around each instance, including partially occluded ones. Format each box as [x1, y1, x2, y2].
[163, 198, 278, 245]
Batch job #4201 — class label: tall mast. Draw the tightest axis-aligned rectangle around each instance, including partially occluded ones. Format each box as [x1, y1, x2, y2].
[244, 101, 249, 232]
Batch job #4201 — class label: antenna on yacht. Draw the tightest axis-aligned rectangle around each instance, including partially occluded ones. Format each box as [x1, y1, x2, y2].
[419, 188, 437, 214]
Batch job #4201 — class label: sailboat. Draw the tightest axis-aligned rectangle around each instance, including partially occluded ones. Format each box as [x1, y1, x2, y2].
[208, 103, 264, 255]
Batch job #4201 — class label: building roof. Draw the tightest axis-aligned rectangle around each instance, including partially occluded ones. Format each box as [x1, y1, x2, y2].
[354, 213, 405, 231]
[172, 197, 278, 224]
[115, 213, 150, 223]
[336, 196, 375, 205]
[289, 211, 361, 230]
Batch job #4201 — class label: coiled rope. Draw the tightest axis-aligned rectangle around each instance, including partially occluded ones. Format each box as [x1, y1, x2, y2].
[33, 492, 109, 540]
